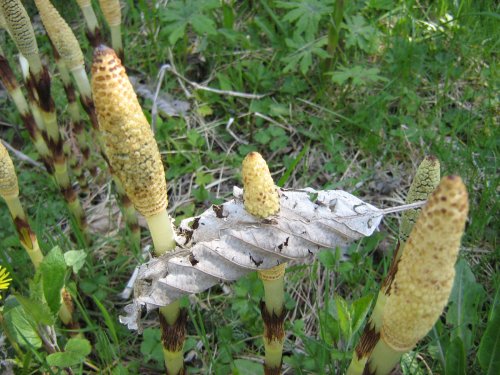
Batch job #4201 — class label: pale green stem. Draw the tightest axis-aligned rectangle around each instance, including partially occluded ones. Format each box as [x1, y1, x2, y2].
[71, 66, 92, 100]
[262, 276, 285, 315]
[110, 24, 122, 56]
[4, 195, 44, 269]
[367, 338, 403, 375]
[145, 210, 176, 256]
[80, 5, 99, 34]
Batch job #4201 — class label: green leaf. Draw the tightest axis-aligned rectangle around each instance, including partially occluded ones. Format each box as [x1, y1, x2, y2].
[282, 35, 329, 74]
[317, 250, 336, 269]
[445, 337, 466, 375]
[46, 338, 92, 367]
[331, 66, 387, 87]
[277, 0, 333, 40]
[446, 259, 486, 350]
[478, 288, 500, 374]
[41, 246, 67, 315]
[232, 359, 264, 375]
[140, 328, 163, 364]
[343, 14, 379, 54]
[14, 294, 55, 326]
[64, 250, 87, 274]
[351, 294, 373, 334]
[92, 296, 119, 347]
[3, 297, 42, 348]
[335, 295, 351, 339]
[191, 14, 217, 35]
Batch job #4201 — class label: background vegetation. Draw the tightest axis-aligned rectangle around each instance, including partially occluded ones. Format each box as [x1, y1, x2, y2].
[0, 0, 498, 373]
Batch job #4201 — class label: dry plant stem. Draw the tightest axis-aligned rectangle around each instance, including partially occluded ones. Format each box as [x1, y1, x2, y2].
[242, 152, 285, 374]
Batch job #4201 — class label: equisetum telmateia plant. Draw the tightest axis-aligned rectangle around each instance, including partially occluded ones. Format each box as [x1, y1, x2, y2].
[348, 155, 441, 374]
[34, 0, 141, 247]
[242, 151, 287, 374]
[348, 172, 468, 373]
[0, 140, 77, 328]
[91, 45, 185, 375]
[0, 0, 88, 240]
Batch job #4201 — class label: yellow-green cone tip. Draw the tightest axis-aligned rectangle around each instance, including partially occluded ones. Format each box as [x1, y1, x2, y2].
[0, 141, 19, 198]
[35, 0, 84, 71]
[0, 0, 39, 59]
[98, 0, 121, 26]
[382, 176, 468, 352]
[242, 152, 279, 218]
[400, 156, 441, 243]
[91, 45, 168, 218]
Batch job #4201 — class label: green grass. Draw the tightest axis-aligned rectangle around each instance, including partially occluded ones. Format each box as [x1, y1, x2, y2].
[0, 0, 498, 373]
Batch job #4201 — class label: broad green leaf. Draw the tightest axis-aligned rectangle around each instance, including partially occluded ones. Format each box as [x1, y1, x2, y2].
[3, 297, 42, 348]
[41, 246, 67, 315]
[446, 259, 486, 350]
[232, 359, 264, 375]
[351, 294, 373, 334]
[14, 294, 54, 326]
[64, 250, 87, 274]
[46, 338, 92, 367]
[445, 337, 466, 375]
[478, 288, 500, 374]
[317, 249, 336, 269]
[140, 328, 163, 364]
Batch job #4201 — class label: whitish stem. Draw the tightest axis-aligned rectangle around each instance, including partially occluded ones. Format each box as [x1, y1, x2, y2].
[71, 66, 92, 99]
[368, 338, 403, 375]
[346, 357, 368, 375]
[264, 338, 284, 369]
[146, 209, 183, 374]
[262, 275, 285, 315]
[81, 5, 99, 34]
[162, 344, 184, 375]
[18, 55, 45, 131]
[110, 25, 122, 56]
[4, 195, 43, 268]
[145, 210, 176, 256]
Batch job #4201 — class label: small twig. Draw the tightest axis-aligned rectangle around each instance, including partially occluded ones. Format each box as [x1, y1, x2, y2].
[151, 65, 169, 133]
[380, 200, 427, 214]
[163, 55, 268, 99]
[1, 140, 44, 170]
[225, 117, 248, 144]
[167, 49, 191, 98]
